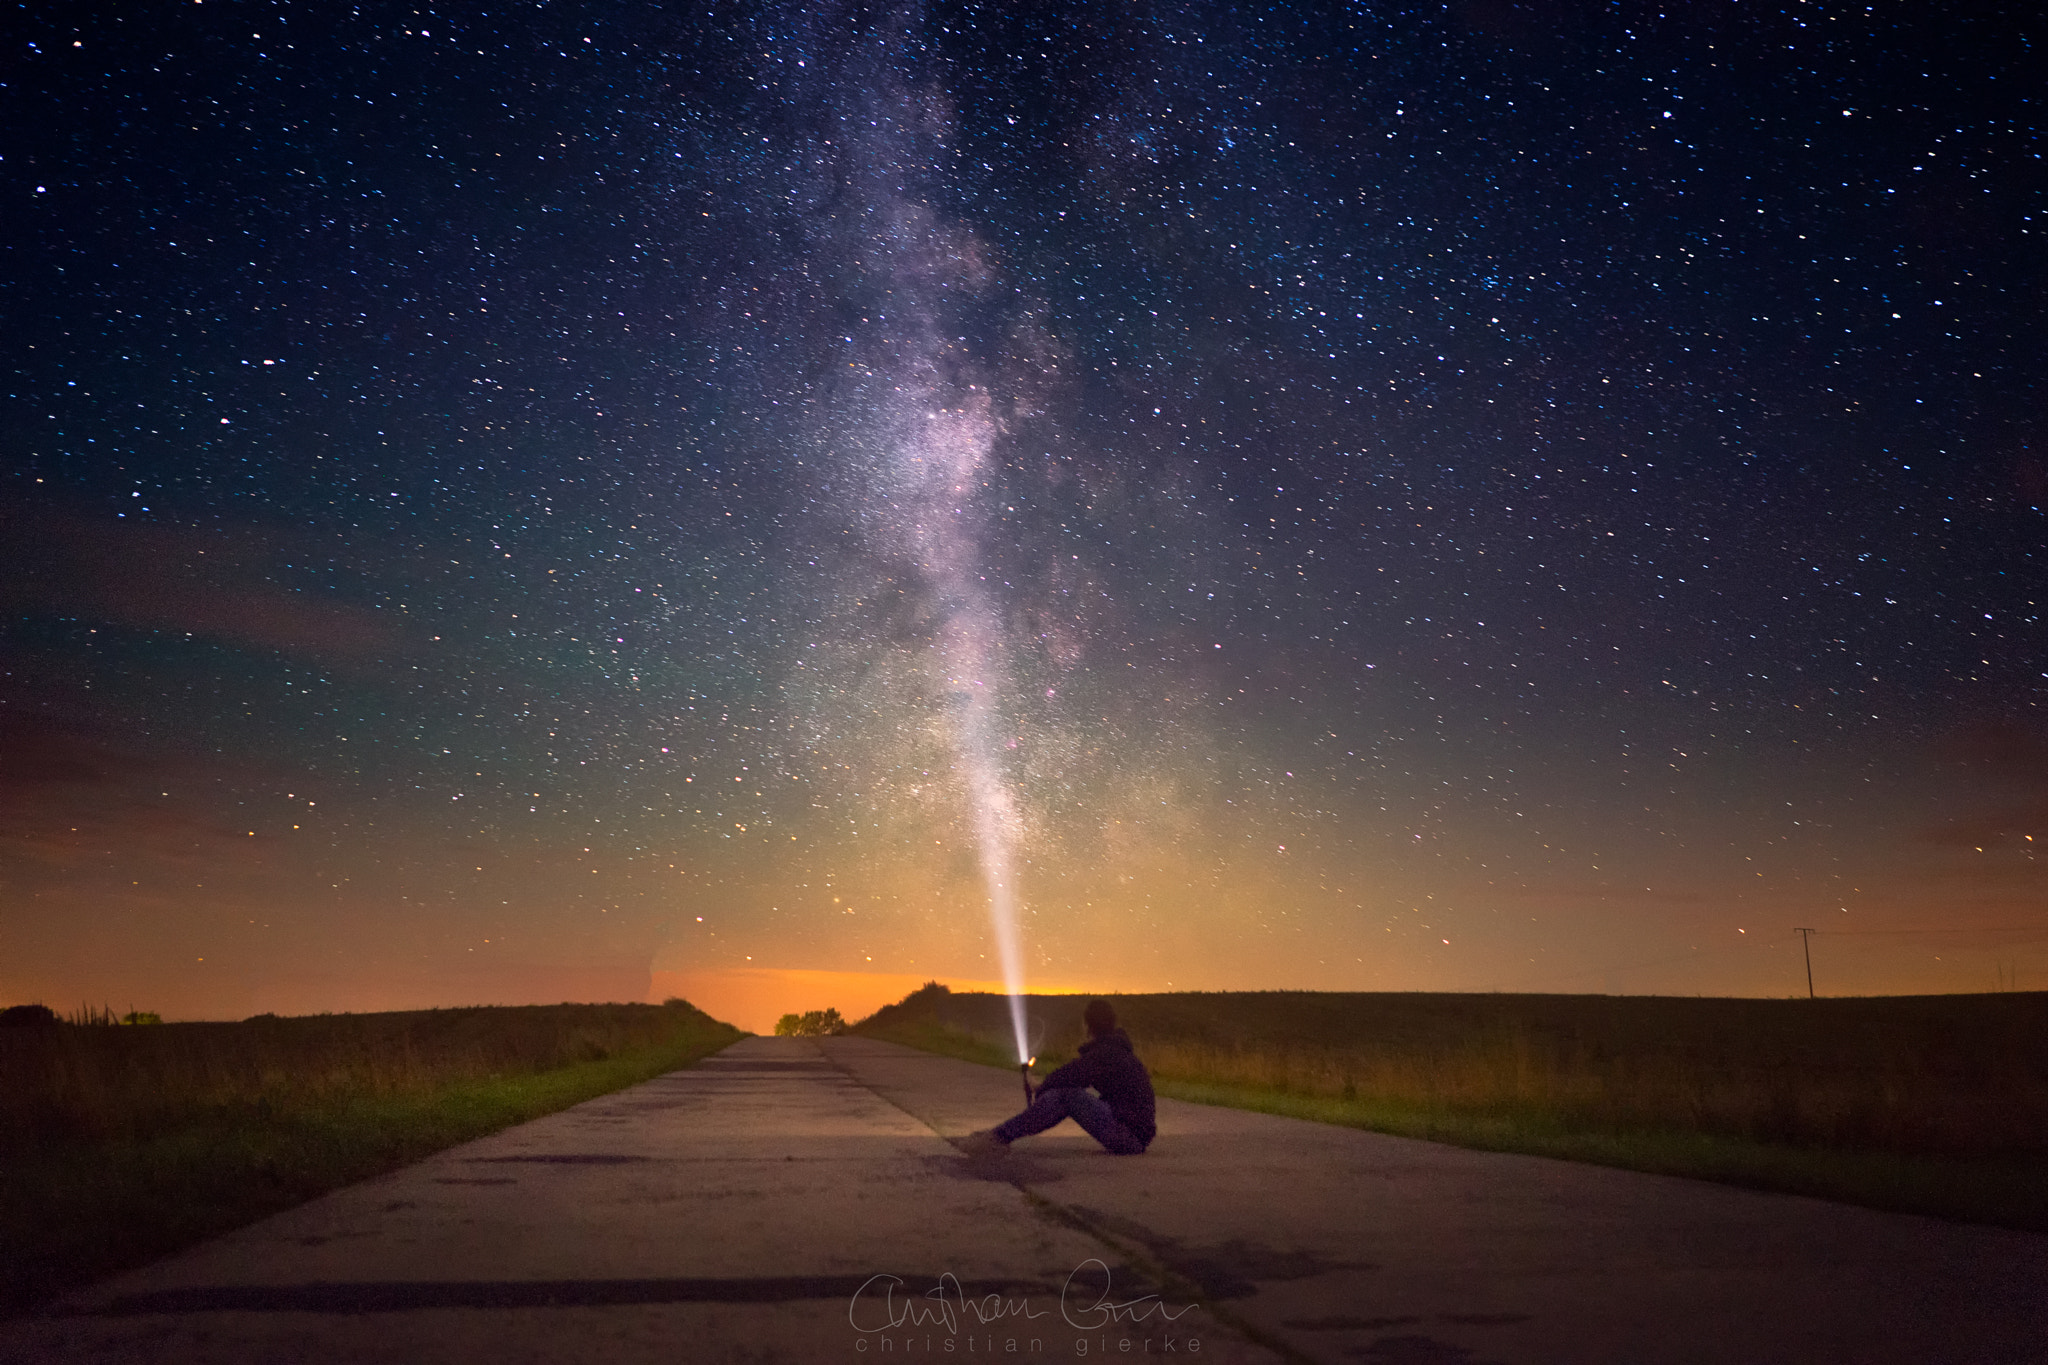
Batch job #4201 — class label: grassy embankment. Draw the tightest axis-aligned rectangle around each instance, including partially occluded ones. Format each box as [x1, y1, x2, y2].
[1, 1000, 741, 1315]
[856, 985, 2048, 1231]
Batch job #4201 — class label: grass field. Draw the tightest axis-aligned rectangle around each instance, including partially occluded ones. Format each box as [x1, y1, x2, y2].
[855, 984, 2048, 1231]
[0, 1000, 742, 1316]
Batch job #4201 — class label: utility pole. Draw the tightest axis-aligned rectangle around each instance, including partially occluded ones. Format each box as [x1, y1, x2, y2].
[1793, 927, 1816, 999]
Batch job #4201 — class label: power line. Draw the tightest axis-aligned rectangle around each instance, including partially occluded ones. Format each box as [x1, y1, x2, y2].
[1809, 925, 2048, 938]
[1487, 925, 2048, 996]
[1497, 934, 1797, 993]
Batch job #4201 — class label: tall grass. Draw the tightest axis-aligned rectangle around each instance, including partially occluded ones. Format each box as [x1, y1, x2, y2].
[857, 987, 2048, 1227]
[2, 1002, 728, 1145]
[0, 1001, 742, 1316]
[1136, 1027, 2047, 1159]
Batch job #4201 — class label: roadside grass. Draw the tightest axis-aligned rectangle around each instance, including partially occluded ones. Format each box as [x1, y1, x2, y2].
[855, 984, 2048, 1232]
[1148, 1076, 2048, 1231]
[0, 1001, 742, 1316]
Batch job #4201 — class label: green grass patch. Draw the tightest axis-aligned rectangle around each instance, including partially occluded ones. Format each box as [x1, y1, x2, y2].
[856, 984, 2048, 1232]
[0, 1002, 742, 1316]
[1147, 1075, 2048, 1231]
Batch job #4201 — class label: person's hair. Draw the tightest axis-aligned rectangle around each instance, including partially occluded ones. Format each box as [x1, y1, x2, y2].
[1083, 998, 1117, 1035]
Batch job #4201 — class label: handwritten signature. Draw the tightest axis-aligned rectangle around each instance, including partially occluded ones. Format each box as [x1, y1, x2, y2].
[849, 1260, 1198, 1333]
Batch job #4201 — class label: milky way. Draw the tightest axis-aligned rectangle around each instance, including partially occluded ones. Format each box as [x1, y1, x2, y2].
[3, 2, 2043, 1023]
[819, 68, 1041, 1055]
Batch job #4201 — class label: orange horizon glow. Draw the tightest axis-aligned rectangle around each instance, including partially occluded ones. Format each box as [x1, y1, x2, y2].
[647, 967, 1140, 1036]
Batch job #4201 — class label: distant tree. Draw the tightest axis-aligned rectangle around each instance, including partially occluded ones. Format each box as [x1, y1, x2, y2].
[119, 1011, 163, 1026]
[774, 1007, 847, 1037]
[0, 1004, 59, 1028]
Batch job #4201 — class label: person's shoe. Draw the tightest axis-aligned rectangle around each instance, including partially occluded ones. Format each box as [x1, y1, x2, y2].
[956, 1129, 1011, 1158]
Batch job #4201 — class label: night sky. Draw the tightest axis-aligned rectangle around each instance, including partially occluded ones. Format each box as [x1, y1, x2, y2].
[5, 1, 2043, 1028]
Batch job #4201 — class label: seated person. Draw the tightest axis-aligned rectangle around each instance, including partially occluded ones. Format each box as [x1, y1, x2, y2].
[963, 999, 1155, 1155]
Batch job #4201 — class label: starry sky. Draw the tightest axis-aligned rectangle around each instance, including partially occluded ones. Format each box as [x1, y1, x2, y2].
[4, 1, 2044, 1028]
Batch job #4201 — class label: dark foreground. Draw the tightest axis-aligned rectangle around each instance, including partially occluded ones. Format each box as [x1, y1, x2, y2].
[859, 986, 2048, 1229]
[7, 1036, 2042, 1365]
[0, 1002, 741, 1315]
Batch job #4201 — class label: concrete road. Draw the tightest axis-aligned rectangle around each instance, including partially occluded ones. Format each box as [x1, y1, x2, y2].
[8, 1036, 2044, 1364]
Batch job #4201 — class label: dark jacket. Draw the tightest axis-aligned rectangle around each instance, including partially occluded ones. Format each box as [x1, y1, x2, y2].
[1041, 1027, 1156, 1146]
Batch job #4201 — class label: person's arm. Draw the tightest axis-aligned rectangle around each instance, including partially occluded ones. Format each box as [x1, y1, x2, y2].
[1038, 1046, 1101, 1093]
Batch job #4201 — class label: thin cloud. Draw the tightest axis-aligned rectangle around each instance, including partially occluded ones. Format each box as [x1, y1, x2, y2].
[0, 501, 401, 664]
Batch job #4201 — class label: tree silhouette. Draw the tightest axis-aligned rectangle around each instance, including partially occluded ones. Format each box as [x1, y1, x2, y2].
[772, 1007, 846, 1037]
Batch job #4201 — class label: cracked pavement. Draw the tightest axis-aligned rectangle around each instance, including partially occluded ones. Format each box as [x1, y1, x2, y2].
[7, 1035, 2043, 1363]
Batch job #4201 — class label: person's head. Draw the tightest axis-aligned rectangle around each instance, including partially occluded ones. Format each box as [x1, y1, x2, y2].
[1083, 998, 1118, 1037]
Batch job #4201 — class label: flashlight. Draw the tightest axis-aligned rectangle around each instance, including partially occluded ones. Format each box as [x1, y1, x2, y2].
[1020, 1056, 1036, 1105]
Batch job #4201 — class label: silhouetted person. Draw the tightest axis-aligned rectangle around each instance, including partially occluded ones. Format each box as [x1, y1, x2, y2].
[963, 999, 1155, 1155]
